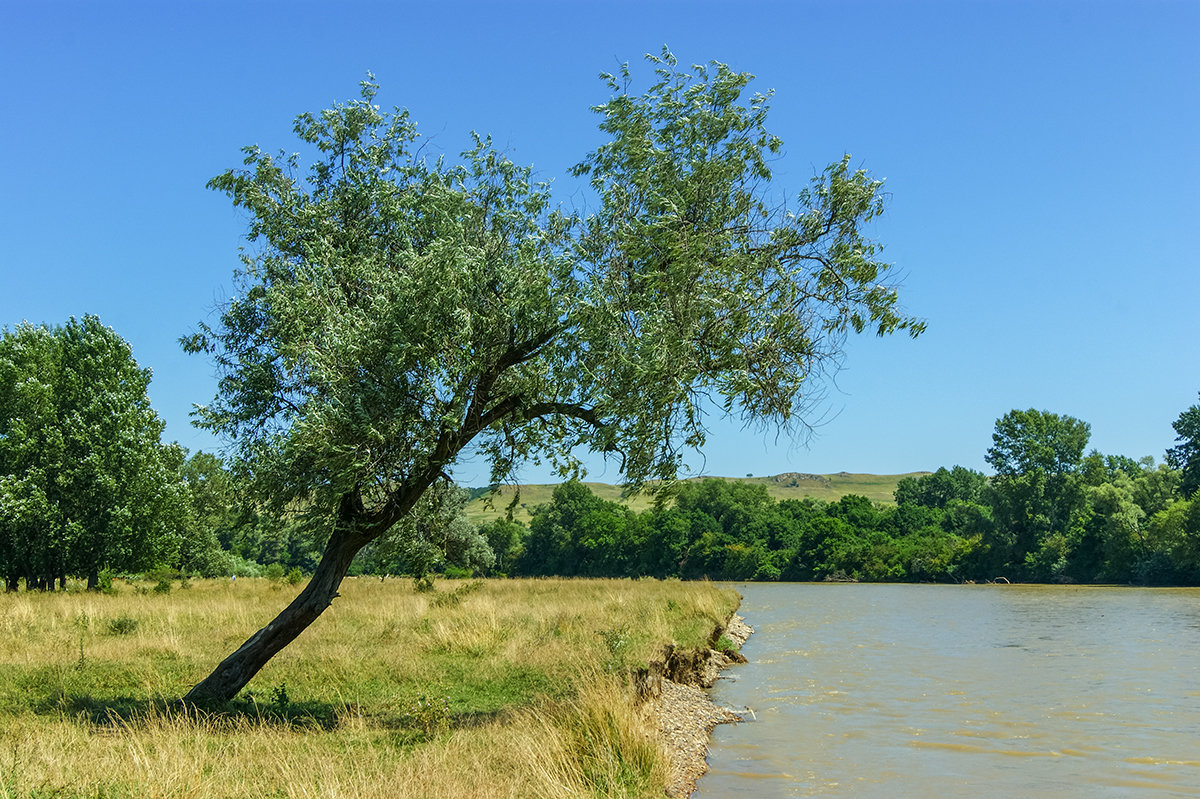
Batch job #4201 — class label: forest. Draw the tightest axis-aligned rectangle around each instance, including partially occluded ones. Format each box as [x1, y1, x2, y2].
[3, 318, 1197, 588]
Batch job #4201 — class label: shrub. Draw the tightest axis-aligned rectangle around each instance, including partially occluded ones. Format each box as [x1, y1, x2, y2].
[97, 568, 117, 595]
[106, 615, 139, 635]
[401, 695, 451, 736]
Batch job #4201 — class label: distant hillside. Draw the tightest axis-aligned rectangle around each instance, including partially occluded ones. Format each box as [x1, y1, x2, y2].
[464, 471, 929, 525]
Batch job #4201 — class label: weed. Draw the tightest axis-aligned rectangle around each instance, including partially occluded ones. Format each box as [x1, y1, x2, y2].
[106, 615, 139, 636]
[270, 683, 290, 711]
[429, 580, 485, 608]
[401, 694, 450, 736]
[597, 627, 630, 672]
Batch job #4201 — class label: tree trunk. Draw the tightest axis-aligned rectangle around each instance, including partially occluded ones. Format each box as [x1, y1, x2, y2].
[184, 524, 369, 704]
[4, 575, 17, 593]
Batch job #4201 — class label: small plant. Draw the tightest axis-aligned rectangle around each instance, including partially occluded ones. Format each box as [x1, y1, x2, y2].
[265, 563, 286, 582]
[401, 695, 451, 736]
[429, 580, 485, 608]
[716, 634, 738, 654]
[270, 683, 290, 711]
[286, 567, 304, 586]
[598, 627, 630, 672]
[74, 612, 91, 667]
[149, 566, 174, 595]
[106, 615, 139, 635]
[413, 575, 436, 593]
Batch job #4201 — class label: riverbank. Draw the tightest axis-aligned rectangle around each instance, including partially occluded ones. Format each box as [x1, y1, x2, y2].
[651, 613, 753, 797]
[0, 576, 741, 797]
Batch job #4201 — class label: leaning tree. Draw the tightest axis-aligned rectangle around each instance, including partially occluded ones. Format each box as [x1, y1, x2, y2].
[182, 50, 923, 703]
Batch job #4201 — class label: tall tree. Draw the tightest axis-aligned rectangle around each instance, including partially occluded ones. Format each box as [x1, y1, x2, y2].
[182, 52, 922, 703]
[1166, 393, 1200, 498]
[986, 409, 1091, 478]
[984, 409, 1091, 576]
[0, 317, 185, 590]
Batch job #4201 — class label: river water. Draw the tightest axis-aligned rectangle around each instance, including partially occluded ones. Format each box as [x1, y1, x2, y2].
[694, 583, 1200, 797]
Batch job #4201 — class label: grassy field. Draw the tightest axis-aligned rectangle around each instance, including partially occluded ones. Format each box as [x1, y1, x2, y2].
[466, 471, 926, 525]
[0, 577, 739, 798]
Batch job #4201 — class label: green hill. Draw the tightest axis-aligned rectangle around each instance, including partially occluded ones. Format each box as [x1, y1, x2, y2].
[465, 471, 928, 525]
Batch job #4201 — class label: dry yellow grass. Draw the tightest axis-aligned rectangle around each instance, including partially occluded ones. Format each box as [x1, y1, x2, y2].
[0, 577, 738, 798]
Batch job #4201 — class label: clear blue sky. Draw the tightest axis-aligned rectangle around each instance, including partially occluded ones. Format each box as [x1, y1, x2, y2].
[3, 0, 1197, 486]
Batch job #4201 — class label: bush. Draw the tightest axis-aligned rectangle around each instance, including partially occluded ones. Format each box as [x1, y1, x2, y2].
[106, 615, 139, 635]
[286, 567, 304, 585]
[97, 568, 117, 595]
[265, 563, 286, 582]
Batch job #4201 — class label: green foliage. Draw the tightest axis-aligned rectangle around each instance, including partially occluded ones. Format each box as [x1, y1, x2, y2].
[428, 580, 484, 608]
[504, 406, 1197, 584]
[983, 410, 1092, 578]
[1167, 393, 1200, 497]
[987, 409, 1091, 478]
[106, 615, 139, 636]
[354, 483, 495, 577]
[401, 694, 451, 737]
[0, 316, 189, 591]
[186, 54, 920, 572]
[96, 568, 117, 596]
[894, 466, 986, 508]
[597, 627, 631, 672]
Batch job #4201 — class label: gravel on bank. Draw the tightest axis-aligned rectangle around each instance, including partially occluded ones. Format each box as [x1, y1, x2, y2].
[650, 613, 753, 798]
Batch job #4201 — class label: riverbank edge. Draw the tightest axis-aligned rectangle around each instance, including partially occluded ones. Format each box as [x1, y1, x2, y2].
[639, 609, 754, 797]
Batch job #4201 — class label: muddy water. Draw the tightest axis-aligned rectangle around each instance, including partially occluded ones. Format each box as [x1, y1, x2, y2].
[695, 584, 1200, 797]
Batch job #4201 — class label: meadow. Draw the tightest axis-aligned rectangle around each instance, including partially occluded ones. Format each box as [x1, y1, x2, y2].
[0, 577, 739, 798]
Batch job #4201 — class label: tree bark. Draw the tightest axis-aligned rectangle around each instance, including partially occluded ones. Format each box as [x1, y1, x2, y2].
[184, 522, 370, 704]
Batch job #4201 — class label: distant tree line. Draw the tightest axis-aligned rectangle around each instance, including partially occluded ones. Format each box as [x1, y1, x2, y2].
[3, 316, 1198, 588]
[486, 405, 1200, 585]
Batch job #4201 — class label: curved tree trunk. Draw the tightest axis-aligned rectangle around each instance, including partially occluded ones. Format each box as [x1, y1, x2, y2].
[184, 524, 369, 704]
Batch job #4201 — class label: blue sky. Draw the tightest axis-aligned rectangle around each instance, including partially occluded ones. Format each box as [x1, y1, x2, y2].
[3, 0, 1197, 486]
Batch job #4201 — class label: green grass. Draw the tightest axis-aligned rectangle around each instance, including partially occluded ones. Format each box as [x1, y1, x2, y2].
[466, 471, 928, 524]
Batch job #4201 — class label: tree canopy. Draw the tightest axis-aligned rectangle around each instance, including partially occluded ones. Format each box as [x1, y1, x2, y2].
[1167, 393, 1200, 498]
[182, 51, 922, 703]
[0, 316, 186, 590]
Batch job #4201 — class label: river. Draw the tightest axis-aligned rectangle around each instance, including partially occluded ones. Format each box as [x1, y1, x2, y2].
[694, 583, 1200, 797]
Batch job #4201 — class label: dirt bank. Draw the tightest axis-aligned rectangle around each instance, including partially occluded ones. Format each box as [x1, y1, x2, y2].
[636, 612, 754, 797]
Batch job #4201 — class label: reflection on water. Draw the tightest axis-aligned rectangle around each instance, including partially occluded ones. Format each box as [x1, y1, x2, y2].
[694, 584, 1200, 798]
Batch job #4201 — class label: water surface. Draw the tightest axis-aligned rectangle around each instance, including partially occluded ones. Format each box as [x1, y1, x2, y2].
[695, 583, 1200, 797]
